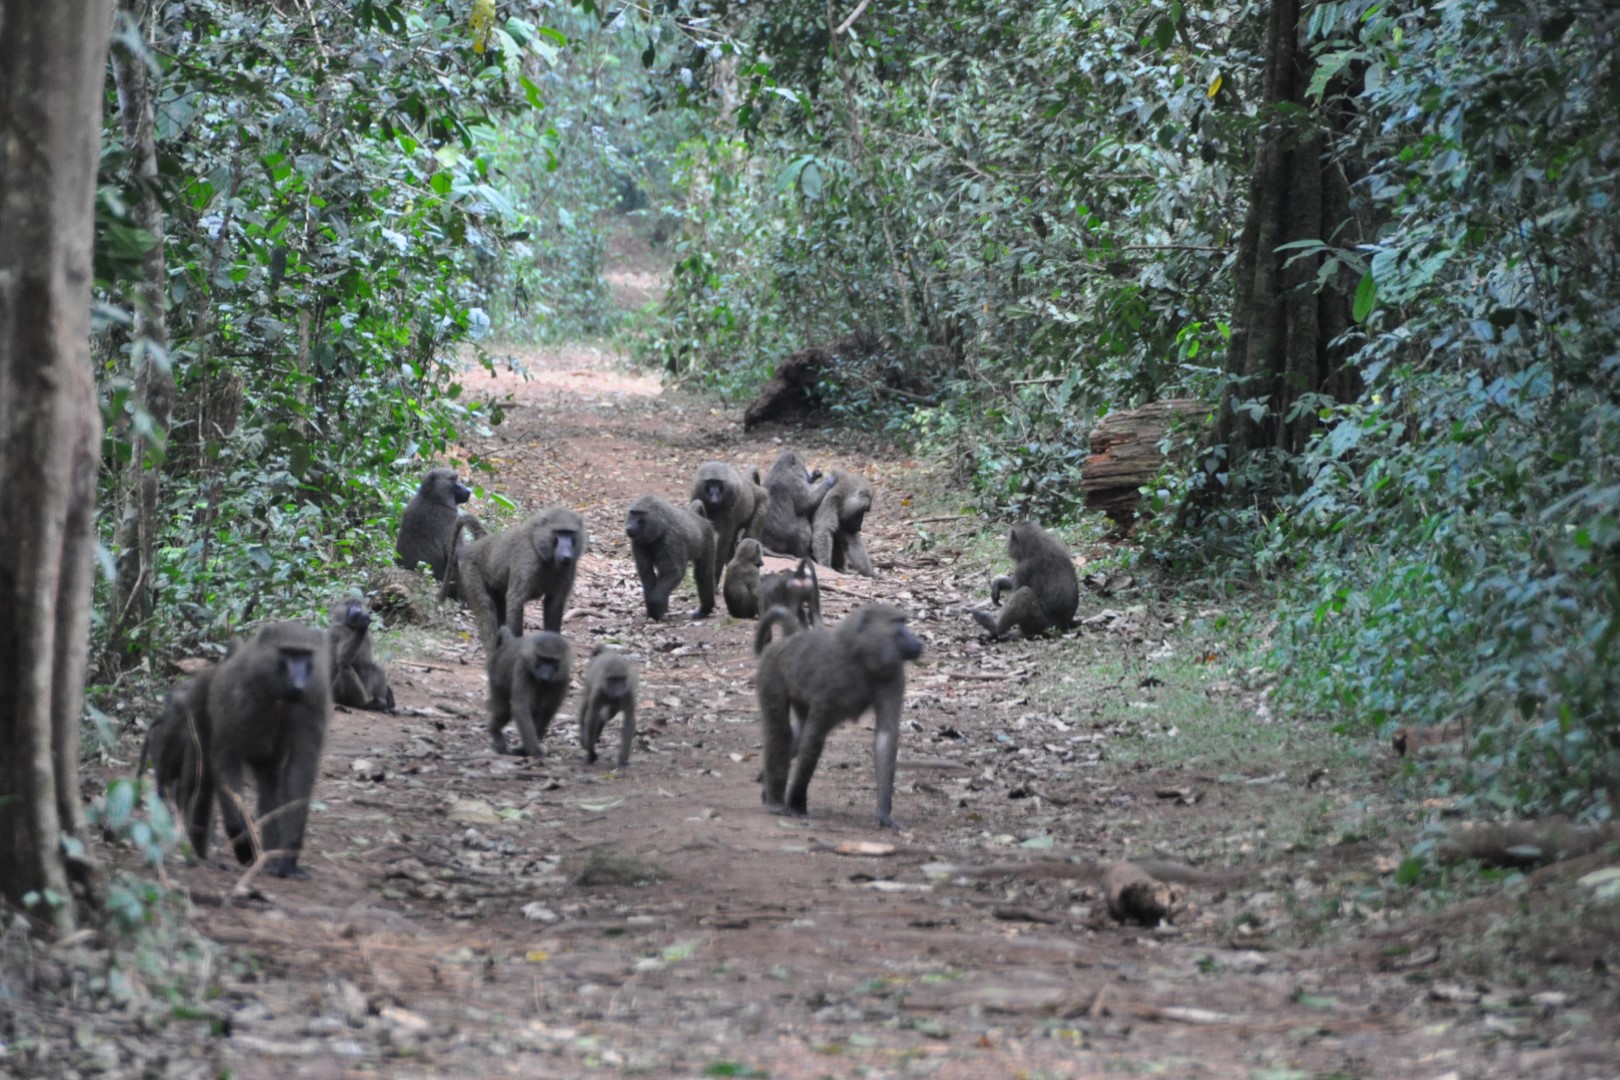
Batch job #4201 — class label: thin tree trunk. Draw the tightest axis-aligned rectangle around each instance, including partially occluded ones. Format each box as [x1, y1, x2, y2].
[107, 0, 176, 671]
[0, 0, 116, 933]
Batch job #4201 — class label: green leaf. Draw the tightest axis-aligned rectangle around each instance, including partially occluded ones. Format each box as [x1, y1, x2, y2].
[1352, 272, 1377, 321]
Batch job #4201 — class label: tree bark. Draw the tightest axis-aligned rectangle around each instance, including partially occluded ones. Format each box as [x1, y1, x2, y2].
[0, 0, 116, 933]
[108, 0, 176, 670]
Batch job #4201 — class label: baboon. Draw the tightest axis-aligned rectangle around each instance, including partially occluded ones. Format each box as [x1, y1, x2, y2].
[760, 450, 835, 558]
[689, 461, 769, 582]
[486, 627, 573, 758]
[438, 513, 491, 602]
[723, 537, 765, 619]
[624, 494, 716, 621]
[754, 557, 822, 650]
[755, 603, 923, 829]
[576, 648, 640, 768]
[140, 667, 218, 831]
[811, 469, 876, 577]
[328, 598, 395, 711]
[458, 506, 588, 650]
[396, 468, 472, 586]
[202, 621, 332, 877]
[971, 521, 1079, 640]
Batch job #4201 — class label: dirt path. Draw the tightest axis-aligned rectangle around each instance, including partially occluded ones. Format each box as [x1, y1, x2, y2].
[81, 345, 1617, 1079]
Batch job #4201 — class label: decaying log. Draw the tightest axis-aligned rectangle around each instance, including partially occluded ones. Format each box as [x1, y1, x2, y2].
[1438, 820, 1620, 869]
[1102, 860, 1188, 926]
[1081, 399, 1209, 528]
[742, 333, 931, 429]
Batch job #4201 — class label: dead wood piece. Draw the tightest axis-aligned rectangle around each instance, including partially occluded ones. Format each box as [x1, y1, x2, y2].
[992, 905, 1065, 924]
[742, 333, 925, 429]
[1102, 860, 1187, 926]
[1437, 819, 1620, 869]
[1080, 398, 1208, 528]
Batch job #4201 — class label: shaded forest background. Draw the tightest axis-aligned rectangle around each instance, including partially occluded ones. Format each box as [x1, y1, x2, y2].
[54, 0, 1620, 891]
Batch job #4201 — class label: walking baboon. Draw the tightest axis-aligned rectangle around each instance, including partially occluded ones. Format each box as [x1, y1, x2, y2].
[812, 469, 876, 577]
[760, 450, 834, 558]
[754, 557, 822, 650]
[577, 648, 639, 768]
[486, 627, 574, 758]
[723, 537, 765, 619]
[756, 603, 923, 829]
[625, 494, 716, 621]
[690, 461, 769, 581]
[458, 506, 588, 650]
[141, 667, 217, 833]
[328, 598, 395, 711]
[396, 468, 472, 586]
[971, 521, 1079, 640]
[438, 513, 490, 602]
[203, 621, 332, 877]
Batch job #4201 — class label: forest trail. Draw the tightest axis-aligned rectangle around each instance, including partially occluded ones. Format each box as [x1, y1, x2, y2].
[116, 345, 1615, 1080]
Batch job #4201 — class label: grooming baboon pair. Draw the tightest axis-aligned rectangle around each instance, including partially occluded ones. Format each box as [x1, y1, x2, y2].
[485, 628, 640, 768]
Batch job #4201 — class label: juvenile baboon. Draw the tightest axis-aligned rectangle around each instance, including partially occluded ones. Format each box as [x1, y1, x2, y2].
[327, 598, 395, 711]
[971, 521, 1079, 640]
[140, 667, 218, 831]
[576, 648, 640, 768]
[624, 494, 717, 621]
[756, 603, 923, 829]
[203, 621, 332, 877]
[486, 627, 574, 758]
[690, 461, 769, 582]
[811, 469, 876, 577]
[723, 537, 765, 619]
[396, 468, 472, 586]
[760, 450, 835, 558]
[754, 557, 822, 650]
[458, 506, 588, 650]
[438, 513, 491, 602]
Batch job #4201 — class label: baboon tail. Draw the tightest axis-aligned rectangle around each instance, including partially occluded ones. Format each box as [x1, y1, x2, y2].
[754, 605, 801, 655]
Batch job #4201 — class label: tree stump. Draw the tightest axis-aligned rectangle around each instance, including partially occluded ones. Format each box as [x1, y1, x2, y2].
[1080, 399, 1209, 530]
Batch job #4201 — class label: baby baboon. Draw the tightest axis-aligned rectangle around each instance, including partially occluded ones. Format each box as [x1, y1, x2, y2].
[756, 603, 923, 829]
[754, 557, 822, 650]
[723, 537, 765, 619]
[396, 467, 471, 586]
[204, 621, 332, 877]
[811, 469, 876, 577]
[971, 521, 1079, 640]
[327, 598, 395, 711]
[141, 667, 217, 833]
[576, 647, 640, 768]
[624, 494, 716, 621]
[760, 450, 834, 558]
[486, 627, 574, 758]
[690, 461, 768, 582]
[438, 513, 491, 602]
[458, 506, 588, 651]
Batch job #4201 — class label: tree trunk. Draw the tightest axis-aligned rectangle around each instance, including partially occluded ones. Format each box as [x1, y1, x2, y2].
[107, 0, 176, 670]
[1217, 0, 1360, 464]
[0, 0, 116, 933]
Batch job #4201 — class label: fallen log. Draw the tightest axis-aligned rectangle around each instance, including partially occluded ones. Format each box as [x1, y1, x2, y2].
[1081, 398, 1209, 529]
[1102, 860, 1189, 926]
[1437, 819, 1620, 869]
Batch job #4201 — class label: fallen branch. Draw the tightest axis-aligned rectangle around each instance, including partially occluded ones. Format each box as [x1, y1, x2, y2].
[1438, 819, 1620, 869]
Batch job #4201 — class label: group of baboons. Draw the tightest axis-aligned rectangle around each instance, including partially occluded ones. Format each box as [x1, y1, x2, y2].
[139, 450, 1081, 877]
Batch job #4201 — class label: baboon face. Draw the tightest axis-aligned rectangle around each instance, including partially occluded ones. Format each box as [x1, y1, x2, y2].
[534, 519, 582, 564]
[601, 671, 631, 700]
[736, 538, 763, 566]
[701, 479, 729, 510]
[857, 607, 923, 669]
[339, 599, 370, 631]
[276, 646, 319, 700]
[522, 635, 570, 685]
[1007, 522, 1041, 558]
[422, 467, 471, 507]
[624, 500, 662, 544]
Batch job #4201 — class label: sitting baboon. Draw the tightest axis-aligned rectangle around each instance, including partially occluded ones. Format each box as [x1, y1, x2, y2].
[754, 558, 822, 650]
[203, 621, 332, 877]
[486, 627, 573, 758]
[723, 537, 765, 619]
[458, 506, 588, 650]
[328, 598, 395, 711]
[690, 461, 768, 582]
[760, 450, 834, 558]
[971, 521, 1079, 640]
[812, 469, 876, 577]
[141, 666, 218, 831]
[577, 647, 640, 768]
[625, 494, 716, 621]
[755, 603, 923, 829]
[396, 468, 472, 586]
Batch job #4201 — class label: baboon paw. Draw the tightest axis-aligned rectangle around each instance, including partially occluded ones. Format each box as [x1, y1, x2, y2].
[267, 858, 309, 879]
[876, 815, 906, 831]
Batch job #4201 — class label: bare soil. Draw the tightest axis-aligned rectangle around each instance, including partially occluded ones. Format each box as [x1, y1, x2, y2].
[14, 344, 1620, 1080]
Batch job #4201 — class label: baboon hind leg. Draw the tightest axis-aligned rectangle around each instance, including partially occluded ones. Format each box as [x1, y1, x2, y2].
[973, 586, 1048, 640]
[615, 699, 637, 768]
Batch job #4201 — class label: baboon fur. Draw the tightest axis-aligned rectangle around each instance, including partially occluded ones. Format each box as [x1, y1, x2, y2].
[690, 461, 768, 583]
[755, 603, 923, 829]
[625, 494, 716, 621]
[760, 450, 834, 558]
[396, 467, 472, 587]
[486, 627, 574, 758]
[438, 513, 490, 602]
[328, 598, 395, 711]
[577, 648, 640, 768]
[972, 521, 1079, 639]
[458, 506, 588, 651]
[723, 537, 765, 619]
[811, 468, 876, 577]
[754, 557, 822, 650]
[141, 667, 218, 839]
[201, 621, 332, 877]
